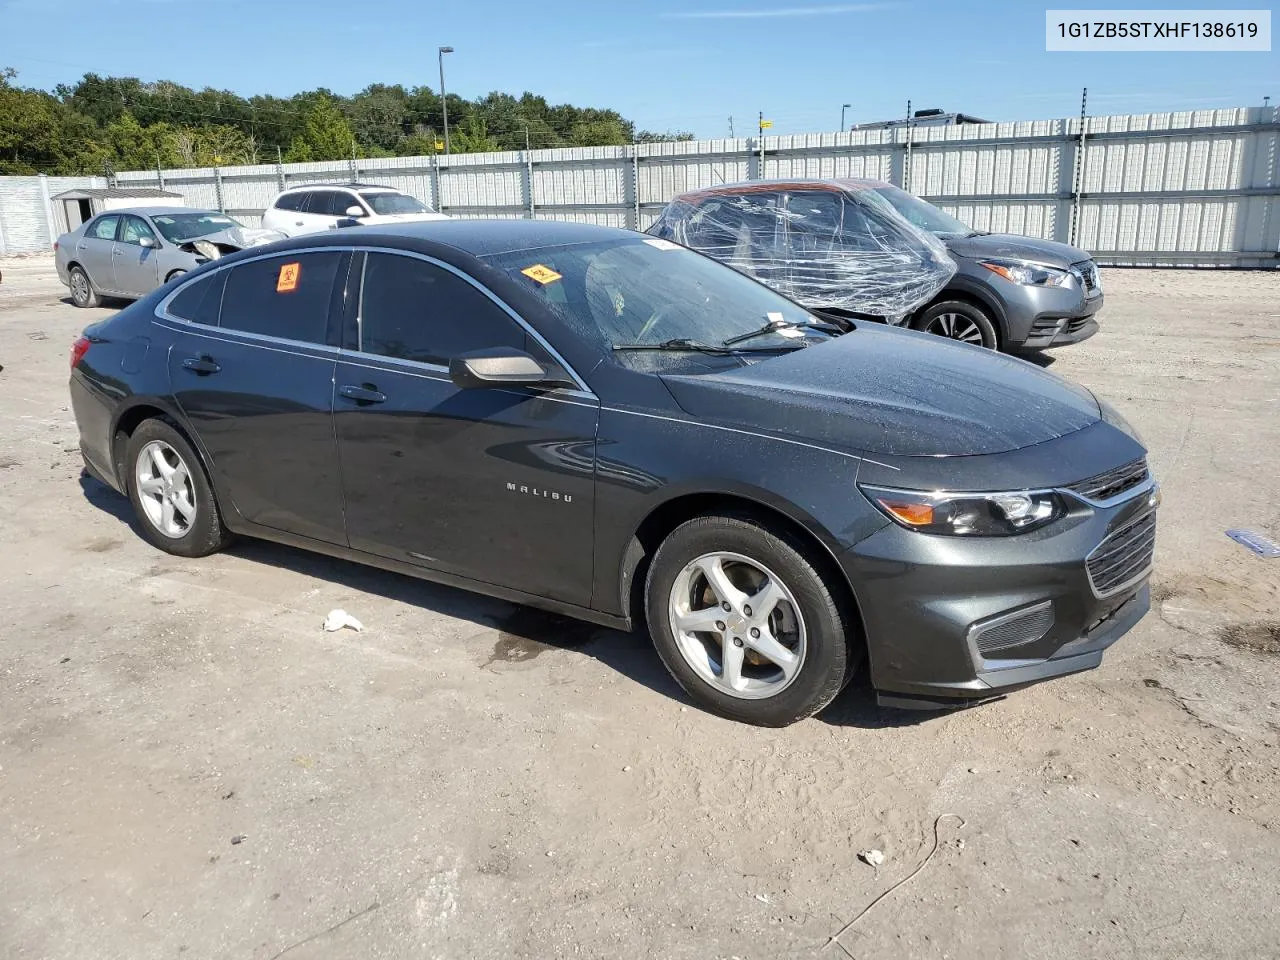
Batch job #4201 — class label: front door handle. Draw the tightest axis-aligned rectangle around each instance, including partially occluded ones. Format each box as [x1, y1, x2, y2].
[182, 356, 221, 375]
[338, 384, 387, 404]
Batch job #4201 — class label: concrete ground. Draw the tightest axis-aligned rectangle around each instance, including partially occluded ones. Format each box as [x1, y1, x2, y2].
[1, 255, 1278, 960]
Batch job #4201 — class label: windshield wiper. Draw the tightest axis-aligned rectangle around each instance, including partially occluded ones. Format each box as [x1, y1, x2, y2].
[613, 338, 737, 354]
[722, 319, 821, 347]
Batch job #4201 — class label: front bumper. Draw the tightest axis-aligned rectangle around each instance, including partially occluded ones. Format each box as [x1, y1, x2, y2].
[841, 477, 1157, 708]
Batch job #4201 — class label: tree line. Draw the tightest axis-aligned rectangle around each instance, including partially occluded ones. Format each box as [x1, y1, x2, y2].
[0, 67, 694, 175]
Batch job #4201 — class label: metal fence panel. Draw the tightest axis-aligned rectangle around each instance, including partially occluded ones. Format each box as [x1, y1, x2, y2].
[2, 106, 1276, 264]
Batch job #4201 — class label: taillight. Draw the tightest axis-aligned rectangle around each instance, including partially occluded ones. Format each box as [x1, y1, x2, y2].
[70, 336, 91, 369]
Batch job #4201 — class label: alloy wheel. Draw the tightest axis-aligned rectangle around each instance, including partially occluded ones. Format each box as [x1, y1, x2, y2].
[70, 271, 90, 305]
[667, 551, 807, 699]
[134, 440, 197, 539]
[926, 311, 986, 345]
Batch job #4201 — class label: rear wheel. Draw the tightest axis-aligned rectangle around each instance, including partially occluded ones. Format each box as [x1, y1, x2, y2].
[912, 300, 998, 349]
[645, 514, 853, 726]
[125, 419, 230, 558]
[69, 266, 99, 308]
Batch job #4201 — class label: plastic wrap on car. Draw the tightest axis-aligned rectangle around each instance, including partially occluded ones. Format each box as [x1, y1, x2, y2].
[649, 188, 956, 320]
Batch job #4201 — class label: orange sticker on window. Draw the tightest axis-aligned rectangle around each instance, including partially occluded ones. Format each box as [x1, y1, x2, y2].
[521, 263, 562, 285]
[277, 262, 301, 292]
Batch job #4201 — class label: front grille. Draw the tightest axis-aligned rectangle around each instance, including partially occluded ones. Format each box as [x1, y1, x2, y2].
[1086, 510, 1157, 597]
[971, 604, 1055, 657]
[1074, 260, 1102, 298]
[1066, 458, 1149, 502]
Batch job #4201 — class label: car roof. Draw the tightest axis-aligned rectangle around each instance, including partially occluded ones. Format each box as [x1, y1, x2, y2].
[90, 206, 226, 218]
[321, 219, 642, 257]
[672, 177, 891, 204]
[277, 182, 398, 194]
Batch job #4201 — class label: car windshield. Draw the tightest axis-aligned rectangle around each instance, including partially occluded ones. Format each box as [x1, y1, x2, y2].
[150, 212, 243, 243]
[485, 237, 831, 357]
[864, 184, 975, 238]
[360, 191, 430, 215]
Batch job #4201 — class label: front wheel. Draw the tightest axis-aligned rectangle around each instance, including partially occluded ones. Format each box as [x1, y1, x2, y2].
[645, 515, 853, 726]
[912, 300, 998, 349]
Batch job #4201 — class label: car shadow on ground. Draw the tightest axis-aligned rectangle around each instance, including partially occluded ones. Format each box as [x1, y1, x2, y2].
[1013, 350, 1056, 369]
[80, 473, 942, 730]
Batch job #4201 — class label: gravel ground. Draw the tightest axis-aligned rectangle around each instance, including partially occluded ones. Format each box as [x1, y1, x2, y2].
[1, 256, 1278, 960]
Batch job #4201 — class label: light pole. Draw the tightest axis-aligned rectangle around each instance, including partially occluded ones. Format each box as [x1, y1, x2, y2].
[840, 103, 851, 131]
[438, 46, 454, 154]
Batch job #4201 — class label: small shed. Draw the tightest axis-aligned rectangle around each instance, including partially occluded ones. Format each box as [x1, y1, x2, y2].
[51, 187, 186, 231]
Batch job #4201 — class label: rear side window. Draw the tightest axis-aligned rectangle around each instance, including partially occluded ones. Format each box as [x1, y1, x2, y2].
[274, 192, 305, 212]
[358, 253, 523, 366]
[219, 252, 343, 344]
[88, 216, 120, 241]
[167, 271, 227, 326]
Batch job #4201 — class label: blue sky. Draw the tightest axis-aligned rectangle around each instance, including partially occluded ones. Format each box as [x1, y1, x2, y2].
[1, 0, 1275, 136]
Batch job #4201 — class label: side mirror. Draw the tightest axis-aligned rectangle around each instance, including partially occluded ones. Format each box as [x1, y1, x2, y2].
[139, 236, 156, 248]
[344, 205, 366, 218]
[449, 348, 556, 390]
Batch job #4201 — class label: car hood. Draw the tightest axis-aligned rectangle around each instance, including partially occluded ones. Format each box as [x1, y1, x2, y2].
[373, 212, 450, 223]
[660, 325, 1101, 457]
[944, 232, 1090, 267]
[179, 226, 285, 257]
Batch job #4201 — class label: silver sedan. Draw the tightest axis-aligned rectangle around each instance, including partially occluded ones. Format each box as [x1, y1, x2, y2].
[55, 207, 283, 307]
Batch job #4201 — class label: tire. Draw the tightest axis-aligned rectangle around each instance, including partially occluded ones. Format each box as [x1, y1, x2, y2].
[125, 419, 230, 558]
[645, 514, 853, 726]
[68, 265, 100, 308]
[912, 299, 999, 349]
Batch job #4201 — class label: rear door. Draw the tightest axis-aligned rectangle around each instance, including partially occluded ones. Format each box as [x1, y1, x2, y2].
[113, 214, 162, 296]
[162, 250, 352, 545]
[75, 214, 121, 293]
[332, 250, 599, 605]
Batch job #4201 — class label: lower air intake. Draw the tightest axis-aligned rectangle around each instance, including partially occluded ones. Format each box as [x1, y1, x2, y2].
[971, 603, 1055, 657]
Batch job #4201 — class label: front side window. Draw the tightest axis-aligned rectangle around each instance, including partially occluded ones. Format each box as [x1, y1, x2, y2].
[358, 253, 524, 366]
[485, 237, 825, 355]
[359, 191, 429, 215]
[88, 215, 120, 241]
[219, 252, 343, 344]
[118, 215, 158, 246]
[312, 191, 355, 217]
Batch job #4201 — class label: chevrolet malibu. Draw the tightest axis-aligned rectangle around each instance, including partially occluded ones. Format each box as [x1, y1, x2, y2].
[68, 221, 1157, 726]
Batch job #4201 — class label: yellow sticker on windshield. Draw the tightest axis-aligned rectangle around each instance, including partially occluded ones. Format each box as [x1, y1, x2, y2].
[521, 263, 562, 285]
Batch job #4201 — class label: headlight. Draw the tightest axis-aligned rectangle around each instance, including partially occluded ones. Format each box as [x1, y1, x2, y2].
[979, 258, 1069, 287]
[860, 484, 1065, 536]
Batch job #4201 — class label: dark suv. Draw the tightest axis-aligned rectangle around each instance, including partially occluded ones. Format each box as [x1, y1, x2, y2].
[648, 179, 1104, 352]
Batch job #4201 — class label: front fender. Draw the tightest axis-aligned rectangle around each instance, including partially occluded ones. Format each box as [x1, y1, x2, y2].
[589, 407, 892, 616]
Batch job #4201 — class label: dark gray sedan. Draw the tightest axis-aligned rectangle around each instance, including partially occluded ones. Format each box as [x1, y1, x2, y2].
[55, 207, 283, 307]
[67, 220, 1157, 726]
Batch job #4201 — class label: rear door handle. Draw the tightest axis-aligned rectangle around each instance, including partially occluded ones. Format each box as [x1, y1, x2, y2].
[182, 356, 221, 375]
[338, 384, 387, 404]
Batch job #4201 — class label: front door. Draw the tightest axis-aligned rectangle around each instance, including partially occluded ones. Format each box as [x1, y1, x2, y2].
[75, 214, 121, 293]
[113, 214, 162, 296]
[163, 250, 352, 545]
[332, 251, 599, 606]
